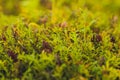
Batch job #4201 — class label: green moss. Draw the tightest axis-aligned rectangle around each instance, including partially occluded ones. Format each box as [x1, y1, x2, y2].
[0, 0, 120, 80]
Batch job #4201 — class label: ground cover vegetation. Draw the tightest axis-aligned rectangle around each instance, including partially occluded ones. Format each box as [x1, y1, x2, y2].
[0, 0, 120, 80]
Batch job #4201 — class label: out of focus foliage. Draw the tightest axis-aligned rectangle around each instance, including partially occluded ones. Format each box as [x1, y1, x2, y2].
[0, 0, 120, 80]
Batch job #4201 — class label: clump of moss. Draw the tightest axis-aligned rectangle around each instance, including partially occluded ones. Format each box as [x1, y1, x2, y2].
[0, 0, 120, 80]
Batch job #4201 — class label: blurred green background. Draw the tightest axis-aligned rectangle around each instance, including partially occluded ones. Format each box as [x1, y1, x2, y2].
[0, 0, 120, 28]
[0, 0, 120, 15]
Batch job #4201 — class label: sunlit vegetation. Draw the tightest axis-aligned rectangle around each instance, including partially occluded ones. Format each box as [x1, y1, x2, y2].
[0, 0, 120, 80]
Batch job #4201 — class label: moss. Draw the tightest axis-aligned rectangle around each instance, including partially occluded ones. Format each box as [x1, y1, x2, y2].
[0, 0, 120, 80]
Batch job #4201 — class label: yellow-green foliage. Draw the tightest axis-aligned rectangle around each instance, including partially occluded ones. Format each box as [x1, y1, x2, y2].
[0, 0, 120, 80]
